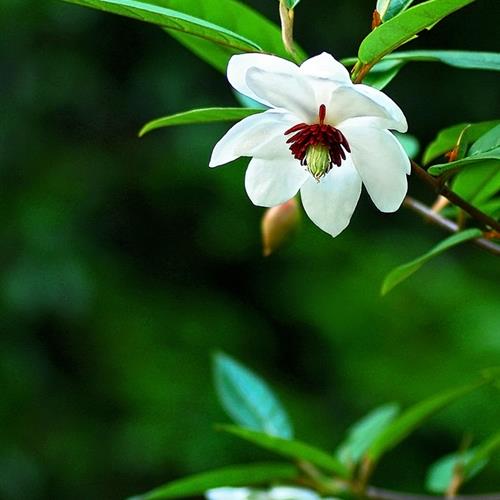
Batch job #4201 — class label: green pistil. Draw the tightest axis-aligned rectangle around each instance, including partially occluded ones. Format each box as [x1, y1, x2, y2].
[305, 144, 331, 180]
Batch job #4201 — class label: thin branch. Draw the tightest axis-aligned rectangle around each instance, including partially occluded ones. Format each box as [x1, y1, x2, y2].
[366, 486, 500, 500]
[403, 196, 500, 256]
[410, 161, 500, 232]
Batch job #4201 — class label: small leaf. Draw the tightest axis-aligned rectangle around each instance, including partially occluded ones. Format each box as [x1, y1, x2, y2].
[452, 160, 500, 205]
[139, 107, 263, 136]
[469, 124, 500, 156]
[384, 50, 500, 71]
[214, 352, 294, 439]
[285, 0, 301, 8]
[336, 403, 400, 467]
[423, 120, 500, 165]
[381, 229, 482, 296]
[426, 449, 487, 494]
[61, 0, 263, 55]
[219, 425, 349, 478]
[377, 0, 415, 21]
[128, 463, 297, 500]
[427, 151, 500, 175]
[366, 379, 486, 462]
[359, 0, 477, 65]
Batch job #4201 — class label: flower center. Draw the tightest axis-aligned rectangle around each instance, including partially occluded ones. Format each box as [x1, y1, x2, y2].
[284, 104, 350, 180]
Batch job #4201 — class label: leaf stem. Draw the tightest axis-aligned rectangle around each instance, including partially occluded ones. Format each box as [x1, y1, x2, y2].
[410, 161, 500, 232]
[403, 196, 500, 256]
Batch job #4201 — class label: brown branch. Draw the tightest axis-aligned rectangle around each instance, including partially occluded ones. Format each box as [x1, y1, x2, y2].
[410, 161, 500, 233]
[403, 196, 500, 256]
[366, 486, 500, 500]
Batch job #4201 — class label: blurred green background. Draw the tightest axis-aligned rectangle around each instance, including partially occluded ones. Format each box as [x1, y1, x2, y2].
[1, 0, 499, 498]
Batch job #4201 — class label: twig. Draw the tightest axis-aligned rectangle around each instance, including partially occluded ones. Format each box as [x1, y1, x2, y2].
[403, 196, 500, 256]
[366, 486, 500, 500]
[410, 161, 500, 233]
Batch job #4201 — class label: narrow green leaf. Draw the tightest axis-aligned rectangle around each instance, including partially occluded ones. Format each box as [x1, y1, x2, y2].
[381, 229, 482, 296]
[465, 432, 500, 476]
[366, 379, 486, 462]
[377, 0, 415, 21]
[426, 449, 487, 494]
[428, 151, 500, 175]
[423, 120, 499, 165]
[219, 425, 349, 478]
[214, 352, 294, 439]
[336, 403, 400, 467]
[139, 107, 263, 136]
[161, 0, 306, 72]
[61, 0, 262, 55]
[363, 60, 405, 89]
[384, 50, 500, 71]
[128, 463, 297, 500]
[359, 0, 477, 65]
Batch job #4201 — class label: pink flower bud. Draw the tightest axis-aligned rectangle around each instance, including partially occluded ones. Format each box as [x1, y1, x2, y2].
[261, 198, 300, 257]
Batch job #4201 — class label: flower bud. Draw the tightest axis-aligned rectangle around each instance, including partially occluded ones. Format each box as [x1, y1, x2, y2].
[261, 198, 300, 257]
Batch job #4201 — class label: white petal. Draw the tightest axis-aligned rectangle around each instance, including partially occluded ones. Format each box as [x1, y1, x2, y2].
[326, 85, 407, 132]
[300, 159, 362, 237]
[349, 84, 407, 132]
[245, 157, 308, 207]
[227, 53, 299, 104]
[300, 52, 351, 84]
[209, 110, 295, 167]
[245, 67, 317, 122]
[268, 487, 321, 500]
[340, 126, 409, 212]
[206, 488, 253, 500]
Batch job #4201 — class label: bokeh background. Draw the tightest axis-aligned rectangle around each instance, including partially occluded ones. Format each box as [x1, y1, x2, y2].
[1, 0, 499, 498]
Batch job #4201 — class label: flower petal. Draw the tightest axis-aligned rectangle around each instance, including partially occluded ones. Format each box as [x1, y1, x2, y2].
[300, 52, 351, 84]
[206, 488, 254, 500]
[340, 126, 409, 212]
[210, 110, 295, 167]
[300, 159, 362, 237]
[326, 85, 407, 132]
[268, 487, 321, 500]
[227, 53, 299, 104]
[245, 67, 317, 122]
[245, 157, 308, 207]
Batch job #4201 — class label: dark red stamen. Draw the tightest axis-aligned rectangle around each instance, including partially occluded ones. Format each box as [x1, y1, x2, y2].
[284, 104, 350, 173]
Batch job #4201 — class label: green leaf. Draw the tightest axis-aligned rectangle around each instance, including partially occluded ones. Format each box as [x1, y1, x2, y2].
[161, 0, 306, 72]
[139, 107, 263, 136]
[366, 379, 486, 462]
[219, 425, 349, 478]
[359, 0, 477, 65]
[470, 124, 500, 155]
[336, 403, 399, 467]
[128, 463, 298, 500]
[214, 352, 294, 439]
[363, 60, 405, 89]
[285, 0, 301, 8]
[395, 132, 419, 159]
[61, 0, 263, 56]
[381, 229, 482, 296]
[426, 449, 487, 494]
[464, 431, 500, 477]
[377, 0, 415, 21]
[384, 50, 500, 71]
[423, 121, 500, 165]
[452, 160, 500, 206]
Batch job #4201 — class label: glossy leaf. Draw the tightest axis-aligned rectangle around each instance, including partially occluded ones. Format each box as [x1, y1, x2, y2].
[61, 0, 262, 56]
[336, 403, 399, 467]
[377, 0, 415, 21]
[139, 107, 263, 136]
[219, 425, 349, 478]
[359, 0, 477, 65]
[426, 449, 487, 493]
[428, 152, 500, 175]
[385, 50, 500, 71]
[381, 229, 482, 296]
[162, 0, 306, 72]
[214, 352, 294, 439]
[452, 160, 500, 206]
[366, 379, 485, 462]
[423, 120, 499, 165]
[128, 463, 297, 500]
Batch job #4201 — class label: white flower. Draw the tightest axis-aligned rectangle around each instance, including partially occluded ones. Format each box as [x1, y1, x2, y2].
[206, 486, 341, 500]
[209, 52, 410, 237]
